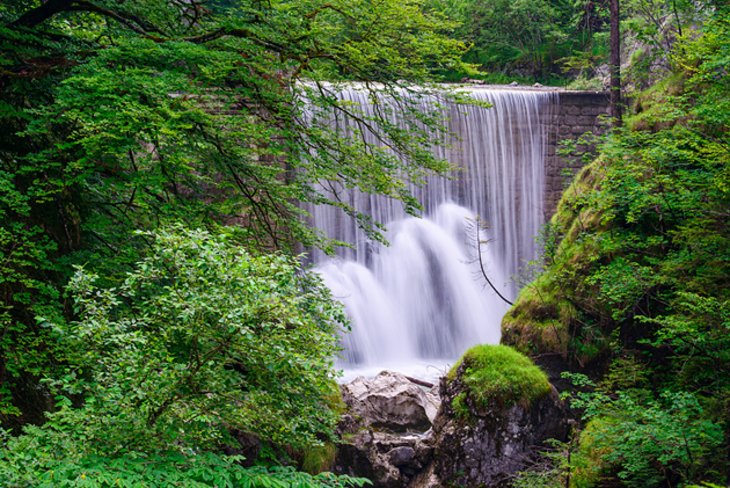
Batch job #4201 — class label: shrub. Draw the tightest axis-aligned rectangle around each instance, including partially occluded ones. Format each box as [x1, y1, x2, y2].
[0, 226, 364, 487]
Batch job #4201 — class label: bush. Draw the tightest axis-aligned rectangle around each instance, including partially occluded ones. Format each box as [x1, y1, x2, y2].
[566, 377, 725, 487]
[0, 226, 363, 486]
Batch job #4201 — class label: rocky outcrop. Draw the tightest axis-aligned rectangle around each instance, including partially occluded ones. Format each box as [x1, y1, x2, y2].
[336, 429, 435, 488]
[419, 346, 568, 487]
[428, 378, 567, 487]
[334, 371, 439, 488]
[335, 359, 568, 488]
[340, 371, 439, 432]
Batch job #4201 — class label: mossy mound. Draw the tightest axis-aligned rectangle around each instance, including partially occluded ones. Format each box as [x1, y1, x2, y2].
[448, 345, 551, 413]
[502, 159, 612, 365]
[502, 272, 576, 358]
[627, 72, 685, 132]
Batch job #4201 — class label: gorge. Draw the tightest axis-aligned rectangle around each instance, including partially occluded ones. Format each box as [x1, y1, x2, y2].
[3, 2, 726, 485]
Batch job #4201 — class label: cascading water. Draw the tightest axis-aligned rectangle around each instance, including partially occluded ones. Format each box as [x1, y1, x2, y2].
[308, 87, 556, 376]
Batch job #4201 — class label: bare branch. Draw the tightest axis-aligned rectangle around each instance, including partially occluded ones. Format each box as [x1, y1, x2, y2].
[474, 219, 514, 306]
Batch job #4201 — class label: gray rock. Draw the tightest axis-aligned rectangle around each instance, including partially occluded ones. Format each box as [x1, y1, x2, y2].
[340, 371, 440, 432]
[335, 371, 440, 487]
[334, 368, 567, 487]
[426, 364, 568, 488]
[387, 446, 416, 467]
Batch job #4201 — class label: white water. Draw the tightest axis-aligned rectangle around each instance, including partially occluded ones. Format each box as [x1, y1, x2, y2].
[308, 87, 556, 374]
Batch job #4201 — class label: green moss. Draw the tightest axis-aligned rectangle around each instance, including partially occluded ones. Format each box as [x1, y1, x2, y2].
[452, 392, 470, 418]
[448, 345, 551, 411]
[501, 272, 576, 357]
[298, 379, 343, 474]
[570, 417, 618, 488]
[323, 379, 347, 416]
[502, 157, 613, 365]
[626, 72, 685, 132]
[301, 442, 337, 475]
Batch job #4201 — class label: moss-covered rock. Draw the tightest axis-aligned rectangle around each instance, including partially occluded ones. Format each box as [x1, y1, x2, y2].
[501, 273, 576, 358]
[447, 345, 551, 413]
[501, 158, 615, 368]
[627, 72, 685, 132]
[428, 345, 567, 487]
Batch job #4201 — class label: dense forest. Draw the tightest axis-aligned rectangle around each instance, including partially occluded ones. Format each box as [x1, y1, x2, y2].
[0, 0, 728, 487]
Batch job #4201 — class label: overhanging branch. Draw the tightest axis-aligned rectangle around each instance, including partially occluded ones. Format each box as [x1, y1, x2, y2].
[8, 1, 297, 54]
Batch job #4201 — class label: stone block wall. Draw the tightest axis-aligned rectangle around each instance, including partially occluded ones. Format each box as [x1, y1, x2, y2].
[543, 91, 610, 219]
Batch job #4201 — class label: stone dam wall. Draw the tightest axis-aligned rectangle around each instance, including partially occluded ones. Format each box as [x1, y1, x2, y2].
[543, 90, 610, 219]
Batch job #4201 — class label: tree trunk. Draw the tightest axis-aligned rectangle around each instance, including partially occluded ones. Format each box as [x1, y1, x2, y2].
[609, 0, 622, 126]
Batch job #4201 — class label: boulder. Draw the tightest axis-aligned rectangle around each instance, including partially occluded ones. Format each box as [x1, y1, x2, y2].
[335, 371, 440, 487]
[340, 371, 439, 432]
[427, 345, 569, 487]
[430, 386, 566, 487]
[334, 355, 568, 487]
[336, 430, 434, 488]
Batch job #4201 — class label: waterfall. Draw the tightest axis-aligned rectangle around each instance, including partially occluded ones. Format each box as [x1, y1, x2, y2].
[307, 87, 556, 374]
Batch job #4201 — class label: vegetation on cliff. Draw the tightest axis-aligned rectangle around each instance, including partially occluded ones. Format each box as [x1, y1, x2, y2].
[505, 7, 730, 487]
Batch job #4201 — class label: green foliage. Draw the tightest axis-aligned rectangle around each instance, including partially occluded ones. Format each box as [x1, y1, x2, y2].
[565, 75, 604, 91]
[0, 225, 370, 486]
[0, 0, 470, 425]
[64, 226, 346, 450]
[0, 441, 369, 487]
[448, 345, 551, 413]
[428, 0, 609, 82]
[503, 8, 730, 367]
[511, 439, 573, 488]
[430, 0, 716, 85]
[503, 8, 730, 485]
[565, 381, 724, 487]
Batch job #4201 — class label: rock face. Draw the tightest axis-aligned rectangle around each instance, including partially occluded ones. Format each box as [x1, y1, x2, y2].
[335, 371, 439, 488]
[427, 364, 568, 487]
